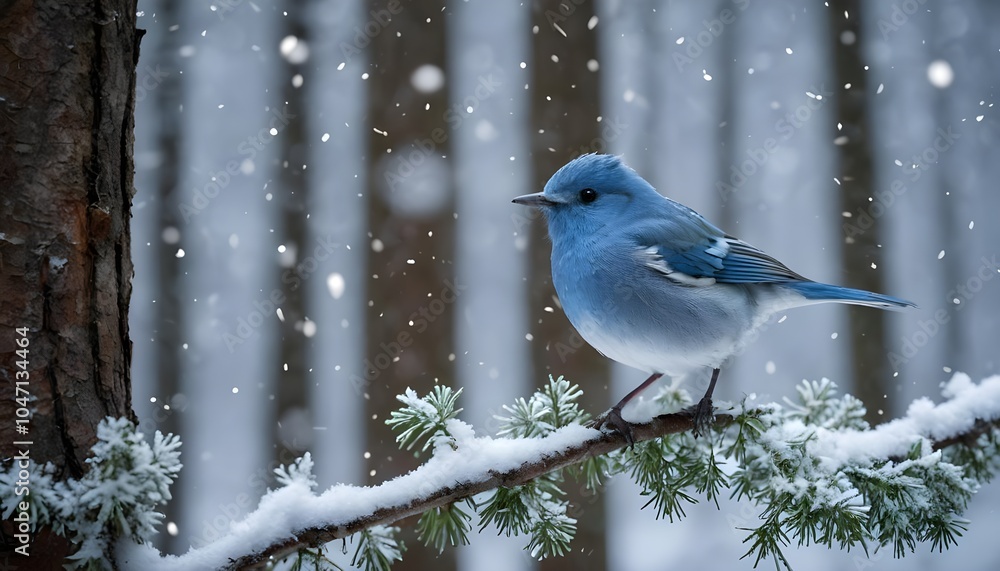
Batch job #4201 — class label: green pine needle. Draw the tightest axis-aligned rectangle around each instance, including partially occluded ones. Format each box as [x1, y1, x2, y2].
[351, 525, 404, 571]
[372, 376, 997, 570]
[386, 386, 463, 452]
[478, 486, 531, 536]
[417, 501, 473, 553]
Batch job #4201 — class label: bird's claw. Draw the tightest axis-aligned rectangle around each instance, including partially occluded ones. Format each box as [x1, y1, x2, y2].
[589, 406, 636, 447]
[682, 397, 715, 438]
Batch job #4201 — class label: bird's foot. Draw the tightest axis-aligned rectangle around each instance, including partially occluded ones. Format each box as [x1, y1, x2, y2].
[682, 396, 715, 438]
[589, 406, 635, 447]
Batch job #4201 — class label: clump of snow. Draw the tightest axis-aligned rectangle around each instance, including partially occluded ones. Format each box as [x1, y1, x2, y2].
[802, 373, 1000, 471]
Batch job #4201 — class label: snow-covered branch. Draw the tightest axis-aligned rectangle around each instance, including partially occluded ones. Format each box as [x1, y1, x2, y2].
[230, 413, 713, 569]
[109, 373, 1000, 571]
[123, 395, 714, 570]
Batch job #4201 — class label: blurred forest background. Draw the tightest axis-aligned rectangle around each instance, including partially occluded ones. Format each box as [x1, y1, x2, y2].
[130, 0, 1000, 569]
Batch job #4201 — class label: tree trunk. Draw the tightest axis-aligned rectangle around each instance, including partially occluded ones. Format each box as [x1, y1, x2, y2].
[827, 0, 890, 424]
[150, 0, 185, 554]
[0, 0, 139, 564]
[713, 0, 739, 231]
[363, 1, 458, 570]
[272, 0, 313, 472]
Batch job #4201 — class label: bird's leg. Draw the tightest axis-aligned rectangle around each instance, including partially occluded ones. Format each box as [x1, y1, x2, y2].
[591, 372, 663, 447]
[683, 367, 720, 438]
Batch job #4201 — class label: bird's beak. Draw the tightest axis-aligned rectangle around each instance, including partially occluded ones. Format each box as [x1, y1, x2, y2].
[512, 192, 556, 207]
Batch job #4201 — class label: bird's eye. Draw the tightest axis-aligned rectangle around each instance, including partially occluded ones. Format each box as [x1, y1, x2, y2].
[579, 188, 598, 203]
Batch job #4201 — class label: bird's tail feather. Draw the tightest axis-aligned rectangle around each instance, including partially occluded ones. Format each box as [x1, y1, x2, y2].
[784, 281, 916, 310]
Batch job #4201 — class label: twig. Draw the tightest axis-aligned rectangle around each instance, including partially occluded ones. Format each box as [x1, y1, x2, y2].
[225, 410, 1000, 570]
[932, 418, 1000, 451]
[228, 411, 729, 570]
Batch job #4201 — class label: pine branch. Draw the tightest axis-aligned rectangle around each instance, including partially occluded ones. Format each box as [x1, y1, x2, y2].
[111, 374, 1000, 570]
[225, 411, 727, 570]
[932, 418, 1000, 452]
[223, 407, 1000, 570]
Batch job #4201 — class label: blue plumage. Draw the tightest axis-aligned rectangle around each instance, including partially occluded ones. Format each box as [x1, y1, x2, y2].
[783, 281, 915, 309]
[513, 153, 915, 440]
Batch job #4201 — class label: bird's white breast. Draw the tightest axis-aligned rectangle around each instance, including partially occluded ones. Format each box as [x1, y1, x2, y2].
[574, 313, 740, 376]
[550, 231, 763, 378]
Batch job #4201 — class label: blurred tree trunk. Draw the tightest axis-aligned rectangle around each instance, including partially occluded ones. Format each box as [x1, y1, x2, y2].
[530, 1, 609, 569]
[272, 0, 312, 473]
[151, 0, 185, 554]
[0, 0, 140, 565]
[713, 0, 739, 231]
[828, 0, 890, 423]
[925, 15, 962, 368]
[363, 2, 457, 570]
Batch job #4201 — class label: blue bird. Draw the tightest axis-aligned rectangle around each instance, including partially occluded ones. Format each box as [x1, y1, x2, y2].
[513, 154, 914, 442]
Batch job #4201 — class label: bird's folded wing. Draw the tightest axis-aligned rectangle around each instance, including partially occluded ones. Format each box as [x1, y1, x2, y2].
[634, 214, 806, 285]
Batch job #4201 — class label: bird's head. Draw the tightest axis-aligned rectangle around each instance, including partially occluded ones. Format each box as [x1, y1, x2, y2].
[512, 154, 661, 243]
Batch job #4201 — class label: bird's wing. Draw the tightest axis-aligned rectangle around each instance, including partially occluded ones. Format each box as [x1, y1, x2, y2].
[633, 204, 806, 286]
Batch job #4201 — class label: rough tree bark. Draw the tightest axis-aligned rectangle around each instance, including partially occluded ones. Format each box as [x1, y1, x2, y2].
[0, 0, 140, 565]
